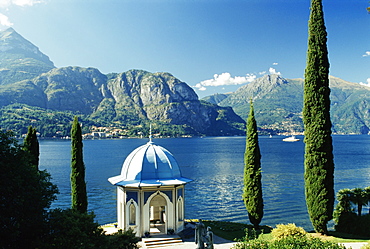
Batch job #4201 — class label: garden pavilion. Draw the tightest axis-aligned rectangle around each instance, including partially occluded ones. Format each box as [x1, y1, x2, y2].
[108, 136, 192, 237]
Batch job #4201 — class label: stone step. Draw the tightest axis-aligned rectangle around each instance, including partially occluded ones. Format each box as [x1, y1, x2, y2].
[150, 227, 161, 234]
[143, 236, 183, 248]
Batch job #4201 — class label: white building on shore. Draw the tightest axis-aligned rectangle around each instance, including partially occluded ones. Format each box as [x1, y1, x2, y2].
[108, 137, 192, 237]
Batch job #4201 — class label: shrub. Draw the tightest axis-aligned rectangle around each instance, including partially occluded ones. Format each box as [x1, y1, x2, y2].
[335, 213, 370, 237]
[271, 223, 307, 240]
[106, 229, 140, 249]
[43, 209, 140, 249]
[233, 237, 269, 249]
[43, 208, 106, 249]
[361, 243, 370, 249]
[233, 235, 346, 249]
[270, 236, 346, 249]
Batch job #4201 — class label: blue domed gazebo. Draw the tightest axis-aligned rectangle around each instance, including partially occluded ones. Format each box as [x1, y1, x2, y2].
[108, 138, 192, 237]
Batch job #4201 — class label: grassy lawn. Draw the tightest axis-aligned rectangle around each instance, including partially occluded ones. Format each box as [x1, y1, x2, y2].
[186, 220, 370, 244]
[186, 219, 272, 242]
[322, 231, 370, 243]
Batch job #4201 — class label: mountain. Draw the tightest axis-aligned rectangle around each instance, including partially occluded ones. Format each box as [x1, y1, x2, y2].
[202, 93, 230, 105]
[0, 66, 245, 136]
[0, 27, 245, 136]
[204, 74, 370, 134]
[31, 67, 245, 135]
[0, 28, 55, 85]
[2, 27, 370, 136]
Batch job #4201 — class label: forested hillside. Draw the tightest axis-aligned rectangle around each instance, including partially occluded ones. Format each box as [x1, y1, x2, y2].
[205, 74, 370, 134]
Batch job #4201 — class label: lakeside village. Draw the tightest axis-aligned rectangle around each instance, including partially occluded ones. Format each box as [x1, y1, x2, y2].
[21, 125, 304, 140]
[20, 125, 190, 139]
[19, 125, 197, 139]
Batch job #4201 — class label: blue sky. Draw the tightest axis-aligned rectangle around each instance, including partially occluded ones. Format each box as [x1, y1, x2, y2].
[0, 0, 369, 98]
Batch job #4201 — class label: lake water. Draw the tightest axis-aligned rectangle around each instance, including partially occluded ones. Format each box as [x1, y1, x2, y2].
[39, 135, 370, 231]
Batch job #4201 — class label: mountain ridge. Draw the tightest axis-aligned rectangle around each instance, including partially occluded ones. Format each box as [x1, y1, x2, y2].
[0, 65, 245, 136]
[0, 28, 55, 85]
[203, 74, 370, 134]
[1, 27, 370, 136]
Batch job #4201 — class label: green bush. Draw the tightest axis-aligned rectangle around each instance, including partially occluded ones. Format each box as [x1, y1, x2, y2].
[43, 209, 106, 249]
[233, 223, 346, 249]
[43, 209, 140, 249]
[106, 229, 140, 249]
[271, 223, 307, 240]
[361, 243, 370, 249]
[233, 235, 346, 249]
[335, 213, 370, 237]
[269, 236, 346, 249]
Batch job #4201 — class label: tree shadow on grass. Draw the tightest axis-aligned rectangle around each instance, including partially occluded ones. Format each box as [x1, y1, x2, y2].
[201, 220, 272, 242]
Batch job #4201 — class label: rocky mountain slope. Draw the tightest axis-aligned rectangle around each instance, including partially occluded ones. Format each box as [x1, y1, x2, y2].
[2, 27, 370, 136]
[0, 28, 55, 85]
[204, 74, 370, 134]
[0, 27, 245, 136]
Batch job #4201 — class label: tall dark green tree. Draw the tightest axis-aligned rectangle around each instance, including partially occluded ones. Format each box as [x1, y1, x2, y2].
[0, 130, 58, 248]
[23, 125, 39, 169]
[71, 116, 88, 213]
[242, 100, 263, 228]
[303, 0, 334, 235]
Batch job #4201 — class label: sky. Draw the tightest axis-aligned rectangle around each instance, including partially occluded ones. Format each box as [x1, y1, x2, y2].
[0, 0, 369, 98]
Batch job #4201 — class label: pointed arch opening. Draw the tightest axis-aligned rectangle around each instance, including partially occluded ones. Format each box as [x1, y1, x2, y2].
[177, 196, 184, 221]
[125, 199, 139, 230]
[149, 194, 167, 234]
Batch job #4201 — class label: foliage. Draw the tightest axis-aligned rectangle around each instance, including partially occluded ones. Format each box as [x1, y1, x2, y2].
[333, 188, 354, 220]
[106, 229, 140, 249]
[71, 116, 88, 213]
[352, 187, 368, 216]
[233, 232, 346, 249]
[271, 224, 307, 240]
[0, 104, 89, 136]
[242, 100, 263, 228]
[334, 187, 370, 236]
[23, 125, 39, 168]
[334, 187, 370, 221]
[0, 130, 58, 248]
[361, 243, 370, 249]
[43, 208, 106, 249]
[335, 213, 370, 237]
[0, 103, 242, 137]
[302, 0, 334, 235]
[43, 214, 140, 249]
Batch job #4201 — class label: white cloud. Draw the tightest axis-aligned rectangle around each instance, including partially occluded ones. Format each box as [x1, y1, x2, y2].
[0, 0, 44, 29]
[269, 67, 281, 75]
[363, 51, 370, 57]
[0, 13, 13, 27]
[195, 83, 207, 91]
[194, 65, 283, 91]
[13, 0, 42, 6]
[197, 72, 256, 88]
[359, 78, 370, 87]
[273, 62, 278, 65]
[0, 0, 42, 8]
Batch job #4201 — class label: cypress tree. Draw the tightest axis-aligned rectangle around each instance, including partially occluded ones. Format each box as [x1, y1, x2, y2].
[242, 100, 263, 228]
[71, 116, 88, 213]
[23, 126, 39, 169]
[303, 0, 334, 235]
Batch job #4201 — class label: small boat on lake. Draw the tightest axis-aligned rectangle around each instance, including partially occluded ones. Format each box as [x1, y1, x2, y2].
[282, 135, 300, 142]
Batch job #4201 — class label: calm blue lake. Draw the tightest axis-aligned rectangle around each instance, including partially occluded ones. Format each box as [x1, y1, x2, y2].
[39, 135, 370, 231]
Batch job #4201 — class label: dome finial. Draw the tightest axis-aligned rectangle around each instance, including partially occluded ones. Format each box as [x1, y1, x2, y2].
[149, 124, 153, 143]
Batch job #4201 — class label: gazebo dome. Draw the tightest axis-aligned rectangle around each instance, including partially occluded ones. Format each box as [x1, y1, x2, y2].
[108, 140, 192, 187]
